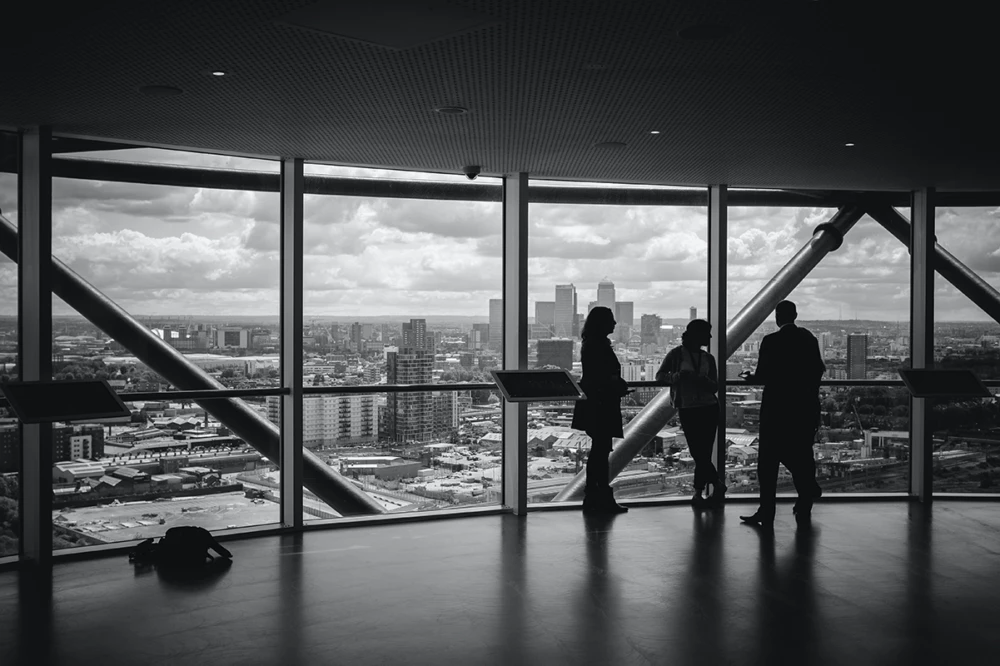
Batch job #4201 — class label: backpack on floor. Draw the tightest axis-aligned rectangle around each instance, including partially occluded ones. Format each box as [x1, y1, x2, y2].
[128, 526, 231, 567]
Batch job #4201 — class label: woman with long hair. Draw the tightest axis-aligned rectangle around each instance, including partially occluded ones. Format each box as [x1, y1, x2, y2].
[571, 306, 630, 513]
[656, 319, 725, 508]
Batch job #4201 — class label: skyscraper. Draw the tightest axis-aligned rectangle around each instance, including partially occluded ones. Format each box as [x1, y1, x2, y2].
[597, 278, 615, 311]
[535, 301, 555, 330]
[386, 346, 435, 442]
[470, 323, 490, 350]
[488, 298, 503, 350]
[401, 318, 432, 352]
[554, 284, 577, 338]
[535, 339, 574, 370]
[615, 302, 634, 328]
[690, 306, 697, 321]
[847, 333, 868, 380]
[640, 314, 662, 344]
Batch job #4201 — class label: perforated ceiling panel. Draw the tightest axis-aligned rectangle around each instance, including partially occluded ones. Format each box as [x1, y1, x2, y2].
[3, 1, 998, 190]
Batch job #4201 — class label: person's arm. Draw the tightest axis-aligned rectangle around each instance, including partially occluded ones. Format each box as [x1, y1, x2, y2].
[655, 348, 679, 384]
[699, 352, 719, 394]
[745, 337, 769, 384]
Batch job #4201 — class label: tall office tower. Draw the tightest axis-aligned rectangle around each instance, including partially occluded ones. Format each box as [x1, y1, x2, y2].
[402, 319, 432, 352]
[847, 333, 869, 379]
[385, 347, 435, 443]
[818, 331, 832, 358]
[470, 323, 490, 350]
[640, 314, 662, 344]
[615, 302, 634, 328]
[488, 298, 503, 350]
[554, 284, 577, 338]
[597, 278, 616, 311]
[690, 306, 697, 321]
[621, 363, 642, 382]
[535, 301, 555, 332]
[535, 339, 574, 370]
[350, 322, 363, 353]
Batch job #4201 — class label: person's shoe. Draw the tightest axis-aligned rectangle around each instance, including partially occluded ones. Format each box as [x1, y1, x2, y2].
[704, 483, 727, 509]
[740, 512, 774, 528]
[691, 491, 707, 508]
[603, 487, 629, 513]
[792, 500, 813, 516]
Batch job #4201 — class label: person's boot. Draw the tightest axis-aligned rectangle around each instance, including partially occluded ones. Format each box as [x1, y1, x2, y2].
[600, 486, 628, 513]
[691, 487, 707, 508]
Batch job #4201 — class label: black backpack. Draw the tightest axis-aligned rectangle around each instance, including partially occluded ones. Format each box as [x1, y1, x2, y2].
[129, 526, 232, 567]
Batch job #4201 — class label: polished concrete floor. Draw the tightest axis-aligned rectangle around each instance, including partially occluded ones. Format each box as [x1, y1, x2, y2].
[2, 501, 999, 665]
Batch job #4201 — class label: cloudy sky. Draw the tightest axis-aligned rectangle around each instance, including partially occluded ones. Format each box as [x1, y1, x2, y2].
[1, 147, 998, 322]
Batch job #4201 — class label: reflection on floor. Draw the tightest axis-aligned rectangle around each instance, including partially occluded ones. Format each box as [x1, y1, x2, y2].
[3, 501, 1000, 665]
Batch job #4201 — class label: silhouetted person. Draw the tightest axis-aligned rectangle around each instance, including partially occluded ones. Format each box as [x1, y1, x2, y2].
[657, 319, 725, 508]
[572, 306, 629, 513]
[130, 525, 233, 568]
[740, 300, 825, 527]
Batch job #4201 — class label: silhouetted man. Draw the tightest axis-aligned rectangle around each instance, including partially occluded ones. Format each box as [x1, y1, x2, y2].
[740, 301, 825, 527]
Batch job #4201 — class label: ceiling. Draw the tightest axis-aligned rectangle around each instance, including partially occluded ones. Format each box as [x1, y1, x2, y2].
[3, 1, 997, 191]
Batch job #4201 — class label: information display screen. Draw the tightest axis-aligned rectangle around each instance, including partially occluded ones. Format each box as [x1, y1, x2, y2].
[897, 369, 993, 398]
[1, 379, 131, 423]
[489, 369, 585, 403]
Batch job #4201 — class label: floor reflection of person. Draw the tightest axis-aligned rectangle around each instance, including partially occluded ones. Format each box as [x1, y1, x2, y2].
[656, 319, 725, 508]
[740, 300, 825, 527]
[572, 306, 630, 514]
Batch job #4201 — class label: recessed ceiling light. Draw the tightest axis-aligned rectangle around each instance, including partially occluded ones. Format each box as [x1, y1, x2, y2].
[211, 70, 227, 77]
[677, 23, 731, 40]
[845, 142, 856, 147]
[137, 85, 184, 97]
[435, 106, 469, 115]
[649, 131, 661, 135]
[593, 141, 627, 149]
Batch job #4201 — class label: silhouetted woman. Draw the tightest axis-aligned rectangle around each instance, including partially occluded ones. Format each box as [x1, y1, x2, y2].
[571, 306, 630, 513]
[656, 319, 726, 508]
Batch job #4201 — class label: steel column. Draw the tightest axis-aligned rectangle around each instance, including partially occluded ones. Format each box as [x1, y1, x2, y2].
[554, 204, 865, 501]
[0, 215, 383, 516]
[910, 189, 935, 502]
[708, 185, 728, 478]
[502, 173, 529, 515]
[17, 127, 53, 563]
[866, 204, 1000, 325]
[280, 158, 304, 527]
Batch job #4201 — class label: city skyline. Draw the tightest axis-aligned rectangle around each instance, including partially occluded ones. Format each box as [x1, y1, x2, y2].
[1, 149, 999, 321]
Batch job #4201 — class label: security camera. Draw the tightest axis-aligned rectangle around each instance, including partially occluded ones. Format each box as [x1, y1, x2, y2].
[462, 165, 482, 180]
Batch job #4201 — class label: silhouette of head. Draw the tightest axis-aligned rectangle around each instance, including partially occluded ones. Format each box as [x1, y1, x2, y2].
[682, 319, 712, 348]
[582, 306, 616, 340]
[775, 300, 797, 327]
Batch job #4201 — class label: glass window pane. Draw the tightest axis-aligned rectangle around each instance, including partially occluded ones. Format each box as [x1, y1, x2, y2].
[302, 164, 503, 517]
[528, 183, 708, 503]
[1, 135, 19, 558]
[933, 206, 1000, 493]
[47, 145, 281, 549]
[727, 204, 911, 496]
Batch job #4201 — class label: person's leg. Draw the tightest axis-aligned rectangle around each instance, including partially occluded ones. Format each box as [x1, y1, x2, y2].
[584, 433, 611, 510]
[787, 427, 820, 514]
[687, 405, 723, 501]
[680, 408, 708, 502]
[746, 427, 780, 522]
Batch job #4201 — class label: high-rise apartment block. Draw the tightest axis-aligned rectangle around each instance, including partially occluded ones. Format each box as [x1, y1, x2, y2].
[554, 284, 577, 338]
[386, 347, 435, 442]
[621, 363, 642, 382]
[267, 394, 377, 448]
[402, 318, 433, 353]
[470, 323, 490, 350]
[847, 333, 869, 379]
[488, 298, 503, 350]
[535, 339, 574, 370]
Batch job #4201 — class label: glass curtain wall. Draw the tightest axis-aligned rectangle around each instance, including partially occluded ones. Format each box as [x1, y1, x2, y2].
[0, 132, 19, 558]
[933, 206, 1000, 492]
[301, 164, 503, 516]
[48, 146, 282, 548]
[727, 203, 911, 496]
[527, 182, 708, 503]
